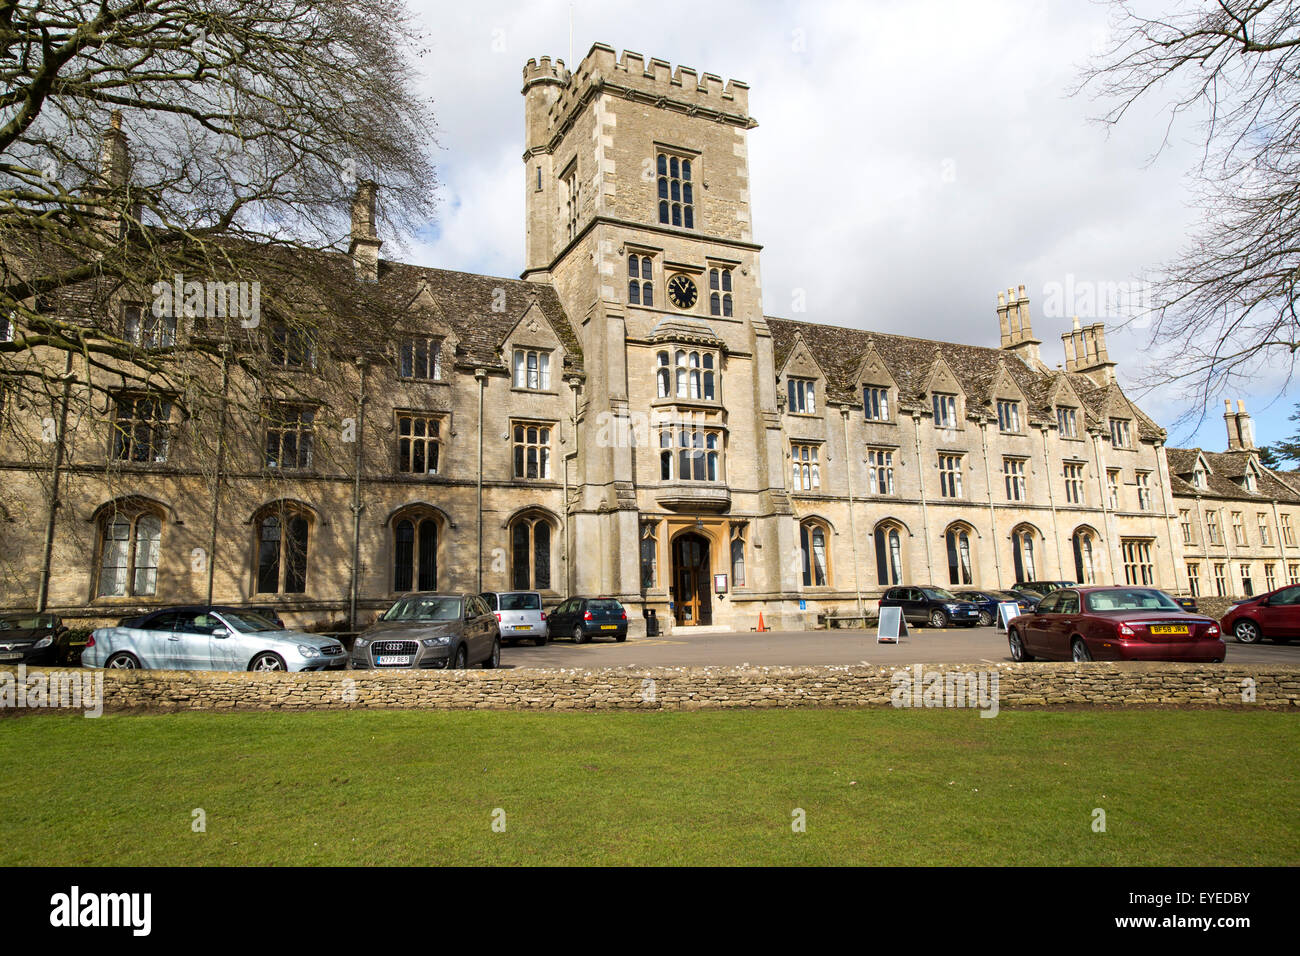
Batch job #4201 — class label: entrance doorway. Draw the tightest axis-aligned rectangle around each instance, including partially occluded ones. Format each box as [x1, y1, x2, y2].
[671, 533, 712, 626]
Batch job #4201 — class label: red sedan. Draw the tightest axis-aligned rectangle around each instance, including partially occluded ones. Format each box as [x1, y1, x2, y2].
[1007, 586, 1225, 663]
[1220, 584, 1300, 644]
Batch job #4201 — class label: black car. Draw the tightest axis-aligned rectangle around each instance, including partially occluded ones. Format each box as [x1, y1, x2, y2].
[547, 597, 628, 643]
[0, 613, 75, 666]
[1012, 580, 1075, 598]
[1004, 587, 1043, 610]
[952, 589, 1037, 626]
[878, 587, 981, 628]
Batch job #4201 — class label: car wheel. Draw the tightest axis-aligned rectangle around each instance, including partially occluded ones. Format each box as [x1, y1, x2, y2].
[1071, 639, 1092, 663]
[105, 651, 141, 670]
[249, 652, 286, 672]
[482, 638, 501, 669]
[1008, 628, 1033, 662]
[573, 626, 589, 645]
[616, 632, 626, 642]
[534, 632, 549, 647]
[929, 609, 948, 629]
[449, 644, 468, 670]
[977, 610, 994, 627]
[1233, 620, 1262, 644]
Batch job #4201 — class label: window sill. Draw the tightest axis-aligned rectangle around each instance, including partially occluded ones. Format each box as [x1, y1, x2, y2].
[397, 377, 449, 386]
[510, 387, 560, 396]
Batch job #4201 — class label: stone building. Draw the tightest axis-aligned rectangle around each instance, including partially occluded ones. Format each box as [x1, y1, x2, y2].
[1167, 402, 1300, 601]
[2, 41, 1282, 634]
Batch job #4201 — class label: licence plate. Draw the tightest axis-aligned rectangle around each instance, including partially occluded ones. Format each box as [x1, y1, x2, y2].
[600, 625, 617, 630]
[377, 655, 412, 665]
[0, 653, 21, 661]
[1149, 625, 1188, 635]
[512, 625, 531, 631]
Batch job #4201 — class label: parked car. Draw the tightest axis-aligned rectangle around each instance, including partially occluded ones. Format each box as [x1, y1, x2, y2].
[878, 586, 981, 628]
[115, 605, 285, 630]
[1173, 595, 1199, 613]
[481, 591, 548, 646]
[1012, 580, 1076, 598]
[352, 593, 501, 669]
[0, 613, 75, 666]
[1220, 584, 1299, 644]
[1006, 586, 1225, 663]
[547, 597, 628, 643]
[84, 607, 346, 672]
[952, 590, 1037, 626]
[1004, 588, 1043, 610]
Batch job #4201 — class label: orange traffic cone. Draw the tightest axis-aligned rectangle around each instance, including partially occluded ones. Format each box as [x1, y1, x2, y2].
[757, 611, 767, 632]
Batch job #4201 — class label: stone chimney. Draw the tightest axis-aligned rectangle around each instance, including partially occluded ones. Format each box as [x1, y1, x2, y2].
[98, 111, 130, 189]
[349, 180, 382, 282]
[1061, 315, 1116, 385]
[89, 111, 133, 239]
[997, 284, 1043, 368]
[1224, 399, 1255, 451]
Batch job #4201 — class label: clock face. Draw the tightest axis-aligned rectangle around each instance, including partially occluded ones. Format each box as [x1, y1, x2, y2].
[667, 274, 698, 310]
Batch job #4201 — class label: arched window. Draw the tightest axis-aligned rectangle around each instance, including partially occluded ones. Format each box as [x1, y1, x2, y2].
[656, 351, 671, 398]
[394, 512, 439, 592]
[1012, 527, 1037, 583]
[800, 521, 830, 587]
[657, 153, 694, 229]
[255, 506, 310, 594]
[730, 524, 747, 588]
[511, 514, 552, 591]
[709, 268, 733, 317]
[97, 509, 162, 597]
[946, 526, 974, 586]
[875, 524, 904, 586]
[667, 348, 718, 401]
[1072, 529, 1098, 585]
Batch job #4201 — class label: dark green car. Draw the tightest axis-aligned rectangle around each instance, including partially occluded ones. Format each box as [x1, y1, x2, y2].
[547, 598, 628, 643]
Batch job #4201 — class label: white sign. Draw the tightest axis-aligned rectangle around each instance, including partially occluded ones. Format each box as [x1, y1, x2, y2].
[996, 602, 1022, 632]
[877, 606, 908, 643]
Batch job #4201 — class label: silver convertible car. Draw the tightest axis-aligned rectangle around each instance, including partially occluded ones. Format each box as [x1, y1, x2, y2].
[83, 606, 347, 672]
[351, 593, 501, 669]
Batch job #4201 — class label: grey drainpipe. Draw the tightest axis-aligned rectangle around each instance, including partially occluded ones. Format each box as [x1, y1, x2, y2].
[205, 345, 231, 605]
[840, 408, 864, 616]
[475, 368, 486, 593]
[349, 359, 368, 630]
[36, 352, 74, 612]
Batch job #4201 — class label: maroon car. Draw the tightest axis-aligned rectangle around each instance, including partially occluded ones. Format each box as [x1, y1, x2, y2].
[1220, 584, 1300, 644]
[1007, 586, 1225, 663]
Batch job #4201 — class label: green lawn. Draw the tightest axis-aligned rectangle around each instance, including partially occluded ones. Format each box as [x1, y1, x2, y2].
[1, 708, 1296, 865]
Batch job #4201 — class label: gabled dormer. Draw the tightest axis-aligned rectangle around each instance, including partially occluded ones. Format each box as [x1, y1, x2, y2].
[922, 357, 967, 431]
[854, 345, 899, 424]
[989, 364, 1029, 435]
[1046, 373, 1089, 440]
[502, 301, 567, 392]
[778, 333, 826, 416]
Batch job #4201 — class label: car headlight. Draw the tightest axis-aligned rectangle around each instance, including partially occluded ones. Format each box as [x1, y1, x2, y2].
[421, 636, 450, 647]
[33, 636, 53, 649]
[297, 645, 320, 658]
[946, 603, 962, 610]
[353, 638, 368, 649]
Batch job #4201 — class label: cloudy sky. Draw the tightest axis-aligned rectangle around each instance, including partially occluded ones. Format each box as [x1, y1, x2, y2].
[399, 0, 1294, 451]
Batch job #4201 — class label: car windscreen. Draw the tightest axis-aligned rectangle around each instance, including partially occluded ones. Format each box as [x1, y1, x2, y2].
[0, 614, 53, 630]
[217, 611, 282, 633]
[588, 600, 622, 611]
[500, 593, 541, 611]
[382, 596, 463, 622]
[1084, 589, 1182, 613]
[923, 588, 957, 601]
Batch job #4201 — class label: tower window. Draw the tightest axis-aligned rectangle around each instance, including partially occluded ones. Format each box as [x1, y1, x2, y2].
[657, 152, 694, 229]
[708, 268, 733, 316]
[628, 254, 653, 307]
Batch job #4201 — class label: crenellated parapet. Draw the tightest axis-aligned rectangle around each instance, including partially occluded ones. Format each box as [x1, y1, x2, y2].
[523, 42, 755, 152]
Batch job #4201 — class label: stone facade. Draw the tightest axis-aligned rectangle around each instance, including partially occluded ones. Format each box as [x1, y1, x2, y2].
[6, 663, 1296, 712]
[1168, 402, 1300, 601]
[5, 41, 1295, 634]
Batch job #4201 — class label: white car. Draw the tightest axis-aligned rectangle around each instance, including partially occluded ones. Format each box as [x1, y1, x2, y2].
[83, 606, 346, 672]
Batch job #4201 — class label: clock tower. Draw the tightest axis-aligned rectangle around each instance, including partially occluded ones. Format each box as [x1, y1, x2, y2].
[521, 43, 798, 629]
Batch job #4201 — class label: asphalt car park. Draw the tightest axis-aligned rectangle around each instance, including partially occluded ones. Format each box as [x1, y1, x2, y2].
[489, 624, 1300, 669]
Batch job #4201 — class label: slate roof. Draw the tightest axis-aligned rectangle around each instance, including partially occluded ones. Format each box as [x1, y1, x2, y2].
[1, 224, 584, 376]
[1165, 447, 1300, 503]
[766, 315, 1163, 438]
